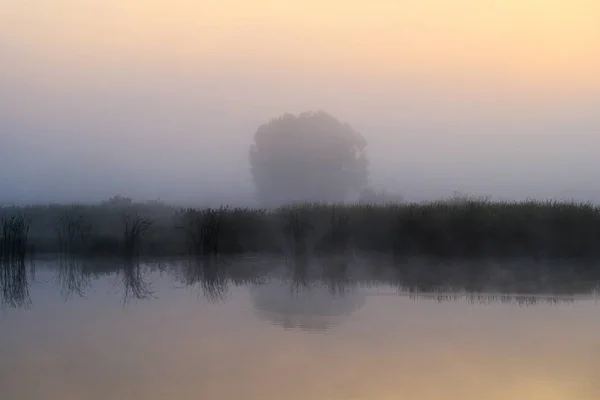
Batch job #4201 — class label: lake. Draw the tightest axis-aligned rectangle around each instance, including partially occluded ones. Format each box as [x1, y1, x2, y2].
[1, 255, 600, 399]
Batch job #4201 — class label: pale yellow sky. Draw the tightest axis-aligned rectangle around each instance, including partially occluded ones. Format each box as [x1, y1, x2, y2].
[3, 0, 600, 86]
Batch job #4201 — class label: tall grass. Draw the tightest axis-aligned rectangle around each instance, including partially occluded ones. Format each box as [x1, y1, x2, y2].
[56, 209, 92, 255]
[280, 204, 314, 258]
[0, 213, 32, 263]
[176, 208, 224, 256]
[5, 198, 600, 261]
[122, 213, 153, 259]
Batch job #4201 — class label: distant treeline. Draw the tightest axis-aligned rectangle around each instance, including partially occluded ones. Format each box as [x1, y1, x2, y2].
[3, 196, 600, 261]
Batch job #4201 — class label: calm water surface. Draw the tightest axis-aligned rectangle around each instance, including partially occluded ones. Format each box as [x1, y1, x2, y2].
[1, 256, 600, 399]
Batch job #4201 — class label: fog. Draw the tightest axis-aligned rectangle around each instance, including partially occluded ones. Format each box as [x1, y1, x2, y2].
[2, 1, 600, 205]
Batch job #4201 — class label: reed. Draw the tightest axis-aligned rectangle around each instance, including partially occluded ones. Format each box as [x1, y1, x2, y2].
[280, 203, 314, 258]
[56, 209, 92, 255]
[0, 213, 32, 263]
[122, 213, 154, 259]
[5, 198, 600, 261]
[176, 207, 224, 256]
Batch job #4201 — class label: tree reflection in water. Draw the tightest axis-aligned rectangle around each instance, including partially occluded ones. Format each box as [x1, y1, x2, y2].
[250, 254, 367, 332]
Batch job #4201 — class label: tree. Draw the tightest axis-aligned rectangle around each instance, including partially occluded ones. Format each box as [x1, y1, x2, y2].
[249, 111, 368, 206]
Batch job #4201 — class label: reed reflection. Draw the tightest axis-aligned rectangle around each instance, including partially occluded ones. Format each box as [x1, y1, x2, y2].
[0, 259, 32, 309]
[0, 214, 33, 308]
[55, 256, 92, 300]
[120, 257, 154, 305]
[178, 257, 230, 303]
[3, 255, 600, 309]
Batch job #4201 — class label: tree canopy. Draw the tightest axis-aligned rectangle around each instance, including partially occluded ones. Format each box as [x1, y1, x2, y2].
[249, 111, 368, 206]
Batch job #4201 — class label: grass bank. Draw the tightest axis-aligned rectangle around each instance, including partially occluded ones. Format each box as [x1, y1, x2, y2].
[2, 198, 600, 260]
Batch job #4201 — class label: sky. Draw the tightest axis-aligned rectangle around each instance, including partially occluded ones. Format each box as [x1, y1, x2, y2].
[1, 0, 600, 204]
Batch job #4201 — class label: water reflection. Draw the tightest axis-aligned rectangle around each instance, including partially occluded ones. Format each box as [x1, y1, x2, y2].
[0, 214, 33, 308]
[0, 259, 32, 308]
[250, 282, 366, 332]
[2, 256, 600, 399]
[171, 256, 268, 303]
[404, 292, 577, 306]
[177, 257, 229, 302]
[249, 255, 366, 332]
[322, 256, 355, 296]
[120, 257, 154, 304]
[2, 255, 600, 309]
[55, 256, 92, 300]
